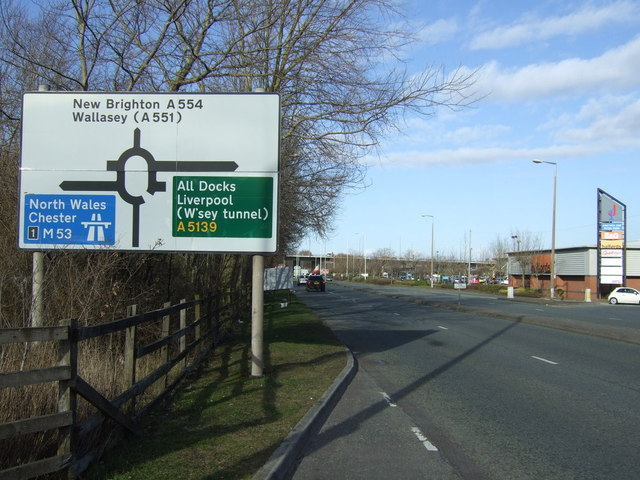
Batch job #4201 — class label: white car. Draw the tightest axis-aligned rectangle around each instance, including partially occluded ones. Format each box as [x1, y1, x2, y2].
[297, 275, 308, 286]
[607, 287, 640, 305]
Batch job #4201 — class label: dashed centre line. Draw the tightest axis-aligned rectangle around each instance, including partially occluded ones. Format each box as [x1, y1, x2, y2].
[380, 391, 397, 407]
[437, 325, 448, 330]
[531, 355, 558, 365]
[379, 393, 438, 452]
[411, 427, 438, 451]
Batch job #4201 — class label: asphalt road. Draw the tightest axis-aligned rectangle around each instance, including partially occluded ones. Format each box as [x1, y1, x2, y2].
[291, 283, 640, 480]
[345, 281, 640, 332]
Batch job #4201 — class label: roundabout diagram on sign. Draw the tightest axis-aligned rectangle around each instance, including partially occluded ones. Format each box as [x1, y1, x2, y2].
[59, 128, 238, 247]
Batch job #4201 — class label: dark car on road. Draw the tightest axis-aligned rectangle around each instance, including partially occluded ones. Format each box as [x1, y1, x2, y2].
[306, 274, 326, 292]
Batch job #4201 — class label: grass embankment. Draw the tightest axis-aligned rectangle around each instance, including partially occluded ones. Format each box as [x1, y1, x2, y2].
[87, 292, 345, 480]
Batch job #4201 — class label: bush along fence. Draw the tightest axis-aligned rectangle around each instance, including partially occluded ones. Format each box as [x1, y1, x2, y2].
[0, 289, 249, 479]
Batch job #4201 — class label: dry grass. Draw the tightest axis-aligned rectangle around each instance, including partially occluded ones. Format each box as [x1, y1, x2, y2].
[0, 305, 215, 471]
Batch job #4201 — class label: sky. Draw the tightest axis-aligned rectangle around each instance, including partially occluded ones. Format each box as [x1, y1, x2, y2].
[301, 0, 640, 261]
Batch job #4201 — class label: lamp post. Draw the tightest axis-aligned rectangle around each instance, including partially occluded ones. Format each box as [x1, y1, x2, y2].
[533, 159, 557, 299]
[346, 238, 349, 279]
[355, 232, 366, 280]
[511, 234, 520, 251]
[511, 234, 523, 287]
[421, 214, 435, 287]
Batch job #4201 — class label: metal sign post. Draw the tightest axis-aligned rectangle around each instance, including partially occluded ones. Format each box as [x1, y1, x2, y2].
[251, 255, 264, 377]
[454, 282, 466, 305]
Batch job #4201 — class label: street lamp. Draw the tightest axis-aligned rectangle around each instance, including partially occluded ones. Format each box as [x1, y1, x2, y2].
[511, 234, 523, 287]
[346, 238, 349, 278]
[511, 234, 520, 251]
[421, 214, 435, 288]
[355, 232, 367, 280]
[533, 159, 557, 299]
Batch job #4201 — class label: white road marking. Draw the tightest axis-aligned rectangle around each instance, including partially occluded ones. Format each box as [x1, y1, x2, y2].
[437, 325, 448, 330]
[394, 313, 401, 316]
[411, 427, 438, 451]
[380, 392, 397, 407]
[531, 355, 558, 365]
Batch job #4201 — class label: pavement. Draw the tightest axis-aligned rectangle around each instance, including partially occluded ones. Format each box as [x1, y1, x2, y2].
[251, 284, 640, 480]
[251, 348, 357, 480]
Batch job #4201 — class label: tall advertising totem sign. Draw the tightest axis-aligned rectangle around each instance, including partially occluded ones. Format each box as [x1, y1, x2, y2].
[597, 189, 626, 288]
[19, 92, 280, 253]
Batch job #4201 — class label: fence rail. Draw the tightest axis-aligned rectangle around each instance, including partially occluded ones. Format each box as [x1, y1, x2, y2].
[0, 289, 247, 479]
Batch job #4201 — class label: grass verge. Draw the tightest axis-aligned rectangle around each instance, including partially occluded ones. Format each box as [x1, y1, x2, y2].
[87, 292, 345, 480]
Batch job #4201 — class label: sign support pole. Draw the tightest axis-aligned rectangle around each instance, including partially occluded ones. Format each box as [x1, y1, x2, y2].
[251, 254, 264, 377]
[250, 88, 267, 378]
[30, 83, 50, 327]
[31, 252, 44, 327]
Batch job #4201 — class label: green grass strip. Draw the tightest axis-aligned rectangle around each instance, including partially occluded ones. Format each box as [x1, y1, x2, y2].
[87, 292, 345, 480]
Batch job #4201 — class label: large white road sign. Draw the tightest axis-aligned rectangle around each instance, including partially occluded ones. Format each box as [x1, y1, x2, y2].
[19, 92, 280, 253]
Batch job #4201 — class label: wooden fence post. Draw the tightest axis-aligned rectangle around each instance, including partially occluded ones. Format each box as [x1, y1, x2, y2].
[194, 295, 201, 353]
[179, 299, 187, 372]
[161, 301, 171, 390]
[124, 305, 137, 413]
[58, 318, 77, 479]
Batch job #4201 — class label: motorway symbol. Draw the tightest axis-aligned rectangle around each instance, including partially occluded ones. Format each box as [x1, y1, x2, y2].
[82, 213, 111, 241]
[59, 128, 238, 247]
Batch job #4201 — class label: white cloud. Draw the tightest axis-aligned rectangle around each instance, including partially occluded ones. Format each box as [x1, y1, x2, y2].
[372, 5, 640, 171]
[381, 110, 507, 150]
[555, 98, 640, 146]
[476, 36, 640, 102]
[542, 95, 631, 132]
[372, 144, 607, 168]
[471, 1, 640, 50]
[574, 95, 632, 123]
[374, 89, 640, 169]
[418, 18, 458, 45]
[441, 124, 511, 145]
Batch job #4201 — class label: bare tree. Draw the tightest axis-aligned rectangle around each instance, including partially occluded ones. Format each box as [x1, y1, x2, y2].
[489, 236, 509, 279]
[2, 0, 476, 251]
[0, 0, 477, 323]
[509, 230, 543, 287]
[368, 247, 395, 277]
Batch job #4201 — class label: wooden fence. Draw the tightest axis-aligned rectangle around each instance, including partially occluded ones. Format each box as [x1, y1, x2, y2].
[0, 290, 247, 479]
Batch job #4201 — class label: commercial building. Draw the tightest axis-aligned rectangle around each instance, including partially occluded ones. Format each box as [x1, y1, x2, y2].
[507, 243, 640, 300]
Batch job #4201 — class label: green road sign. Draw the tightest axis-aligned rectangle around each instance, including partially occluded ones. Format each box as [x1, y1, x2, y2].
[173, 176, 273, 238]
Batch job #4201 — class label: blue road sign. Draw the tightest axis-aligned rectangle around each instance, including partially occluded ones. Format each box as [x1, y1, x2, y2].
[23, 194, 116, 245]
